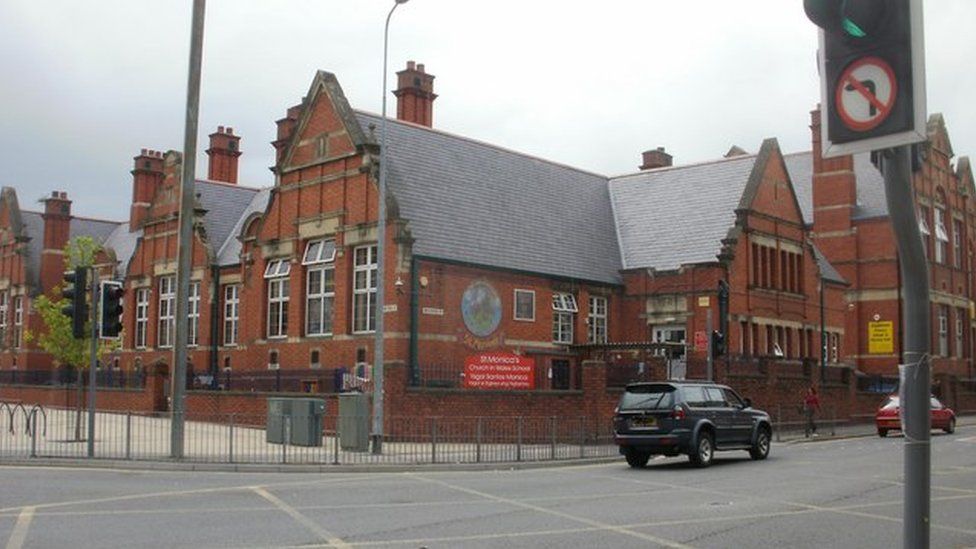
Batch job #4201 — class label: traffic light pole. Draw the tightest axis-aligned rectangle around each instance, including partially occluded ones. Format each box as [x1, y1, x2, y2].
[87, 269, 99, 458]
[705, 308, 713, 381]
[880, 145, 930, 549]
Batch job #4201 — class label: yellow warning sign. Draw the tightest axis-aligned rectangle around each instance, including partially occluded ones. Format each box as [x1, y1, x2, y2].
[868, 321, 894, 354]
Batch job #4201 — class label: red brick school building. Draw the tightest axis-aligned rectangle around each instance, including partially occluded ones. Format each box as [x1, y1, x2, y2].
[2, 62, 974, 420]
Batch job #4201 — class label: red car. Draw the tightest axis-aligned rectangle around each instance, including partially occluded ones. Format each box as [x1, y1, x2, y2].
[875, 395, 956, 437]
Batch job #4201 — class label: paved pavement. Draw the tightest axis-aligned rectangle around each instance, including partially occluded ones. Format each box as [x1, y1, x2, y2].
[1, 423, 975, 548]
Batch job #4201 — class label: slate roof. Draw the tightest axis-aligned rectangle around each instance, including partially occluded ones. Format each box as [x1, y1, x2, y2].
[355, 112, 623, 285]
[20, 211, 122, 288]
[785, 151, 887, 225]
[195, 180, 262, 260]
[102, 224, 141, 277]
[608, 155, 759, 271]
[216, 186, 272, 266]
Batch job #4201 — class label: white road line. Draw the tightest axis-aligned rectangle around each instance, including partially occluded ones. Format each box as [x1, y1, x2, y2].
[4, 506, 34, 549]
[408, 473, 696, 549]
[251, 487, 350, 549]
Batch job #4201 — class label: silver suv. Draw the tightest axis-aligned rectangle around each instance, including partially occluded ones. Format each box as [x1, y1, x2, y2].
[613, 381, 773, 468]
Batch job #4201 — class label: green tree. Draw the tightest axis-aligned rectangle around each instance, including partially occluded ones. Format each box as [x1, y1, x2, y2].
[24, 236, 119, 440]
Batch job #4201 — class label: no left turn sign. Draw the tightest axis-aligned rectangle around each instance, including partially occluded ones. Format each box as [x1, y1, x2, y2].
[835, 56, 898, 132]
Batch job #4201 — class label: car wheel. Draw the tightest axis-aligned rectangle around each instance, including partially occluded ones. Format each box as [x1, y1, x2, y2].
[945, 417, 956, 434]
[625, 449, 651, 469]
[878, 429, 888, 438]
[689, 431, 714, 468]
[750, 428, 770, 460]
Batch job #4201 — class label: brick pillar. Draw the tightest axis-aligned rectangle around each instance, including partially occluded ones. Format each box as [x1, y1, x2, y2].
[206, 126, 242, 184]
[39, 191, 71, 293]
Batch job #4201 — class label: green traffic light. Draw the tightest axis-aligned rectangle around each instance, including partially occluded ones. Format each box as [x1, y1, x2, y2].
[842, 17, 867, 38]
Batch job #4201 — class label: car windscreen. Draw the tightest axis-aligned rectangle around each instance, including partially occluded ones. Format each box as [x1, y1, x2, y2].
[881, 397, 899, 410]
[619, 385, 675, 411]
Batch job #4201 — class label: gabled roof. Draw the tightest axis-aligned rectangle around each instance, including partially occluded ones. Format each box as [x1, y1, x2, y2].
[609, 153, 759, 271]
[355, 112, 622, 285]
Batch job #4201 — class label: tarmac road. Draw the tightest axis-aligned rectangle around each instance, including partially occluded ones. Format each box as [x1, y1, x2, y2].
[1, 425, 974, 548]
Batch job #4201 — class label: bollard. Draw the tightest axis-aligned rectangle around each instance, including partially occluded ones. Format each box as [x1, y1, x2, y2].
[29, 409, 37, 458]
[517, 417, 523, 462]
[550, 416, 557, 461]
[282, 416, 290, 465]
[228, 415, 235, 464]
[776, 404, 782, 443]
[476, 417, 483, 464]
[430, 417, 438, 464]
[579, 416, 586, 459]
[125, 412, 132, 460]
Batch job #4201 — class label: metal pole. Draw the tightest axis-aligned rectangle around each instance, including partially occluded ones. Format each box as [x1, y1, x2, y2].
[706, 308, 713, 381]
[373, 0, 409, 455]
[172, 0, 206, 460]
[87, 269, 99, 458]
[880, 146, 931, 549]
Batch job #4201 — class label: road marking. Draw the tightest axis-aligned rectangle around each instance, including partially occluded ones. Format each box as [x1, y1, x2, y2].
[251, 487, 350, 549]
[408, 473, 696, 549]
[0, 474, 375, 514]
[4, 506, 34, 549]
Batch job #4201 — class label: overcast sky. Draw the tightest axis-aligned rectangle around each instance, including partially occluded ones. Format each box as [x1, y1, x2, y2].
[1, 1, 974, 221]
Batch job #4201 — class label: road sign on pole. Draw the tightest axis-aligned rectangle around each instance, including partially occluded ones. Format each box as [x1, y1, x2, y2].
[807, 0, 927, 157]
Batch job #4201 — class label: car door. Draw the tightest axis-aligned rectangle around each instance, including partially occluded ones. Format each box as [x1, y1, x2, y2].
[704, 386, 736, 446]
[722, 388, 755, 444]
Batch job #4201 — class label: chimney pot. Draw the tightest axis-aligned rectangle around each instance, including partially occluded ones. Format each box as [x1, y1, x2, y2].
[218, 125, 225, 133]
[417, 63, 425, 73]
[407, 60, 416, 70]
[51, 191, 58, 198]
[227, 127, 234, 135]
[141, 148, 148, 155]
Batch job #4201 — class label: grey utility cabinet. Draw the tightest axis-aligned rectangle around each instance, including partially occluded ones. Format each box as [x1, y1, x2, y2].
[266, 397, 326, 447]
[338, 392, 370, 451]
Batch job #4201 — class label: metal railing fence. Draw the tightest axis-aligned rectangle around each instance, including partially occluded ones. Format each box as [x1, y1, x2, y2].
[0, 406, 616, 466]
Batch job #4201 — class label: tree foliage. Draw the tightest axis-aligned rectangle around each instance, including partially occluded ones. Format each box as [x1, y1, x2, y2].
[23, 236, 118, 368]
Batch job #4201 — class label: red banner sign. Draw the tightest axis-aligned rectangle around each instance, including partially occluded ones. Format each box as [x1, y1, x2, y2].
[463, 353, 535, 390]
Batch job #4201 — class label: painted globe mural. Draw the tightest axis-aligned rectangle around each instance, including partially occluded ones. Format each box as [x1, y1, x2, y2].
[461, 281, 502, 337]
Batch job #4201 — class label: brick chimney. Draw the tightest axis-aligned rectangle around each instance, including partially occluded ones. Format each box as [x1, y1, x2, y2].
[640, 147, 673, 170]
[130, 149, 165, 230]
[272, 102, 303, 168]
[810, 107, 856, 236]
[394, 61, 437, 127]
[206, 125, 242, 184]
[40, 191, 71, 291]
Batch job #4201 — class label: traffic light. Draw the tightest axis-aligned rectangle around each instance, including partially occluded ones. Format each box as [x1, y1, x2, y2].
[804, 0, 925, 156]
[99, 280, 124, 339]
[711, 330, 726, 359]
[61, 268, 88, 339]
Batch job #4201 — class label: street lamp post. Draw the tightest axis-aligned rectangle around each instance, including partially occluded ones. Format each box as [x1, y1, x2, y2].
[372, 0, 409, 455]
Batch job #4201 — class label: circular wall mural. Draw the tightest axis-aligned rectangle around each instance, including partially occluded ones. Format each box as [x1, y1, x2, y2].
[461, 281, 502, 338]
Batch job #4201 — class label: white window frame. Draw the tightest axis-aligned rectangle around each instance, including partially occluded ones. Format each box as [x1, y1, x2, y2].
[266, 268, 290, 340]
[588, 296, 608, 344]
[955, 308, 964, 358]
[953, 218, 963, 269]
[353, 245, 377, 334]
[938, 305, 948, 356]
[134, 288, 149, 349]
[513, 289, 535, 321]
[302, 239, 336, 266]
[187, 281, 200, 347]
[918, 208, 930, 258]
[264, 258, 291, 278]
[551, 292, 579, 313]
[551, 292, 577, 344]
[12, 296, 23, 349]
[223, 285, 239, 346]
[158, 276, 175, 348]
[934, 206, 948, 264]
[0, 291, 8, 344]
[306, 264, 336, 337]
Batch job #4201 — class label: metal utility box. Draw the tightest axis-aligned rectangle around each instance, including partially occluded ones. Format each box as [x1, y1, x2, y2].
[266, 397, 326, 447]
[290, 398, 326, 447]
[338, 392, 370, 451]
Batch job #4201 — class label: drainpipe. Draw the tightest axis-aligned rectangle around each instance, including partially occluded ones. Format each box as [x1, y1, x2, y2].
[209, 265, 220, 389]
[409, 257, 420, 386]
